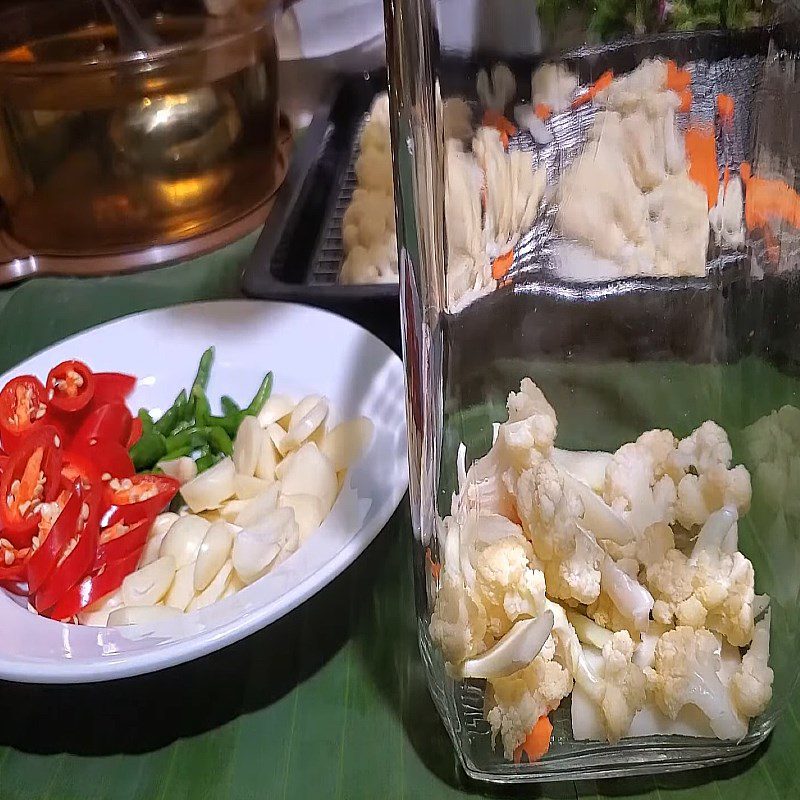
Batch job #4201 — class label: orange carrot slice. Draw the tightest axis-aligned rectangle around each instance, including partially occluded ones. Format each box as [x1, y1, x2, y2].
[717, 93, 735, 121]
[678, 89, 693, 113]
[571, 70, 614, 109]
[740, 161, 752, 184]
[685, 125, 718, 209]
[482, 109, 517, 136]
[534, 103, 552, 121]
[425, 548, 441, 581]
[513, 716, 553, 764]
[666, 60, 692, 92]
[492, 250, 514, 280]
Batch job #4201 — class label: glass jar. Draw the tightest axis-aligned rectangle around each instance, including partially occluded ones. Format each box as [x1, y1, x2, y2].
[0, 0, 281, 259]
[386, 0, 800, 782]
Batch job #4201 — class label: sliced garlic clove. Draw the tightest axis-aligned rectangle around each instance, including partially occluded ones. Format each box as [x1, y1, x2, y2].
[216, 499, 251, 523]
[194, 521, 235, 592]
[320, 417, 374, 471]
[257, 394, 295, 428]
[267, 423, 292, 457]
[139, 513, 180, 568]
[78, 589, 124, 626]
[221, 571, 246, 599]
[279, 493, 325, 542]
[180, 457, 236, 512]
[284, 395, 328, 449]
[254, 430, 278, 482]
[234, 474, 272, 500]
[455, 611, 554, 679]
[234, 483, 280, 529]
[232, 509, 296, 584]
[188, 561, 233, 612]
[159, 515, 210, 568]
[164, 563, 196, 611]
[157, 456, 198, 485]
[233, 415, 262, 477]
[121, 556, 176, 607]
[276, 443, 338, 515]
[108, 605, 182, 626]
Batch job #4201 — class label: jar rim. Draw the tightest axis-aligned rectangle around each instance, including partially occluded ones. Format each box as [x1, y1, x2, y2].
[0, 2, 274, 76]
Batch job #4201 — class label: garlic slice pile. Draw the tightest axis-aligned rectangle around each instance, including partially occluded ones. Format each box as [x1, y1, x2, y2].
[80, 393, 374, 626]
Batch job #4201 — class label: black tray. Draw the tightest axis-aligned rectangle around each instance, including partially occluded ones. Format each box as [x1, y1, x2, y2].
[241, 72, 400, 352]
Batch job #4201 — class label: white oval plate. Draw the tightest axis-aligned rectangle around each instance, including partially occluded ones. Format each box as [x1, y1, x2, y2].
[0, 300, 408, 683]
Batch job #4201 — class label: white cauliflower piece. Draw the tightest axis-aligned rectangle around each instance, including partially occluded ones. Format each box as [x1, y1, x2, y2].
[495, 378, 558, 474]
[516, 460, 603, 605]
[429, 512, 547, 665]
[648, 174, 710, 277]
[587, 556, 654, 634]
[531, 62, 578, 113]
[603, 429, 678, 536]
[645, 507, 756, 646]
[729, 612, 773, 719]
[476, 63, 516, 112]
[646, 626, 749, 740]
[669, 421, 752, 528]
[595, 58, 669, 114]
[487, 641, 573, 758]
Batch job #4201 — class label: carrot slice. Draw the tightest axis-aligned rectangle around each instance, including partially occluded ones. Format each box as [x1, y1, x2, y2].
[717, 93, 735, 121]
[571, 70, 614, 108]
[482, 109, 517, 136]
[534, 103, 552, 121]
[513, 716, 553, 764]
[685, 125, 718, 209]
[678, 89, 693, 113]
[666, 60, 692, 92]
[492, 250, 514, 280]
[425, 548, 441, 581]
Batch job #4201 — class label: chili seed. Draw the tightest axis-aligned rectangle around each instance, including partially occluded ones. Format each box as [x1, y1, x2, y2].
[3, 550, 13, 565]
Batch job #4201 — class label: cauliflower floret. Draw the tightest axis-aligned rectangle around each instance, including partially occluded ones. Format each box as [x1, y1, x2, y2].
[516, 461, 604, 604]
[587, 556, 654, 634]
[603, 429, 678, 536]
[729, 613, 773, 719]
[646, 626, 748, 740]
[669, 422, 752, 528]
[531, 63, 578, 113]
[487, 643, 573, 758]
[645, 507, 756, 646]
[674, 465, 752, 530]
[495, 379, 558, 474]
[429, 513, 546, 665]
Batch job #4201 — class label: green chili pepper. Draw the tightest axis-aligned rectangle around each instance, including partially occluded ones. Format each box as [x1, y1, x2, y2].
[220, 396, 241, 417]
[192, 388, 211, 427]
[154, 389, 188, 436]
[129, 431, 167, 471]
[190, 347, 214, 395]
[169, 418, 194, 437]
[243, 372, 273, 417]
[161, 444, 194, 461]
[205, 413, 240, 437]
[207, 426, 233, 456]
[165, 426, 210, 453]
[196, 450, 223, 473]
[137, 408, 155, 433]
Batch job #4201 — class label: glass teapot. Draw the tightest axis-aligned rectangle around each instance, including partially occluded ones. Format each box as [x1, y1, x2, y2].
[385, 0, 800, 782]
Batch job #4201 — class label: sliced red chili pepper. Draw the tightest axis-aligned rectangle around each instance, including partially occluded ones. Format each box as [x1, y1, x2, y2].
[47, 548, 140, 621]
[94, 516, 152, 568]
[34, 483, 102, 613]
[65, 440, 134, 487]
[0, 376, 48, 451]
[26, 487, 80, 595]
[73, 403, 133, 449]
[92, 373, 136, 406]
[0, 544, 32, 584]
[127, 416, 143, 449]
[0, 426, 62, 546]
[104, 473, 179, 527]
[45, 360, 95, 414]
